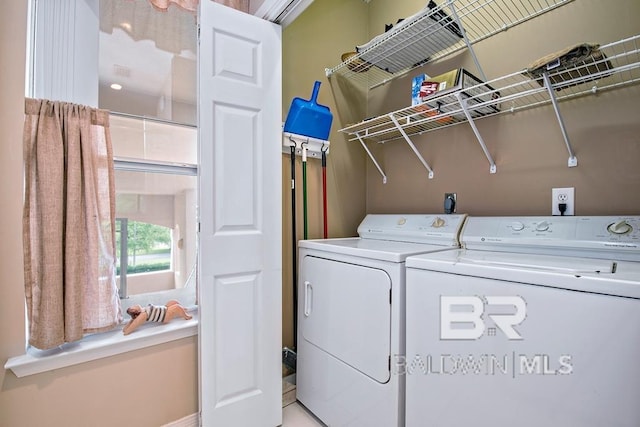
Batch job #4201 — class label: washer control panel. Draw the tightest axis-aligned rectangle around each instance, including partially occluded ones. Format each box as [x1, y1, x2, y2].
[461, 216, 640, 261]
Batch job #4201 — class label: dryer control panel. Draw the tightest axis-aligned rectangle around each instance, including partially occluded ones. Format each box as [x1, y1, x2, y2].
[357, 214, 467, 246]
[461, 216, 640, 261]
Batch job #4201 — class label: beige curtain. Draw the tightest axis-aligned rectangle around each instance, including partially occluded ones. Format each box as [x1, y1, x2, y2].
[23, 99, 122, 350]
[100, 0, 249, 56]
[147, 0, 199, 12]
[147, 0, 249, 13]
[100, 0, 198, 55]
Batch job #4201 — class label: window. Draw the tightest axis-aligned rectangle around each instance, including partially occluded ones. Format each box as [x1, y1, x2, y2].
[116, 219, 172, 280]
[100, 0, 198, 310]
[110, 118, 197, 309]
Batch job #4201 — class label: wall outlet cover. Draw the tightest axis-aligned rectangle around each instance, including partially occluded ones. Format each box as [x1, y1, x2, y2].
[552, 187, 575, 216]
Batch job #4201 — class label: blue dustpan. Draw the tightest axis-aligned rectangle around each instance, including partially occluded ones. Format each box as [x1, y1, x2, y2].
[284, 81, 333, 141]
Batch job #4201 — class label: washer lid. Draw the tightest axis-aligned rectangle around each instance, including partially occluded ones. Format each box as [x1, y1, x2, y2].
[299, 237, 457, 262]
[406, 249, 640, 299]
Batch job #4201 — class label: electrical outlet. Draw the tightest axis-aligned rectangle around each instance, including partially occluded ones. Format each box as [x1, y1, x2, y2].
[552, 187, 575, 216]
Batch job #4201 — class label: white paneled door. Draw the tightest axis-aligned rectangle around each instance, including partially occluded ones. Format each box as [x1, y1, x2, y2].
[198, 2, 282, 426]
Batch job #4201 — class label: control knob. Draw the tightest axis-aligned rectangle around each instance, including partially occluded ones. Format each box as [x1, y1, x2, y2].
[511, 221, 525, 231]
[431, 217, 446, 228]
[535, 221, 550, 232]
[608, 220, 633, 235]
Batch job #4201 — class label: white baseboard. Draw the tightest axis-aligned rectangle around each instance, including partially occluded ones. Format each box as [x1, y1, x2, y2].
[162, 413, 199, 427]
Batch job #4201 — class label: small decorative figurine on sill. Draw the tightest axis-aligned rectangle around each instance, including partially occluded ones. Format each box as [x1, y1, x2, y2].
[123, 300, 193, 335]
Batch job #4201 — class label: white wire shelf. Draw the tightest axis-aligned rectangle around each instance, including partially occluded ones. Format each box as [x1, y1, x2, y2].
[327, 0, 574, 90]
[340, 34, 640, 180]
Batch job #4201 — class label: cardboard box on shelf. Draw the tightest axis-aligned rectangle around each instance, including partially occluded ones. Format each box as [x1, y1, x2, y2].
[411, 74, 431, 106]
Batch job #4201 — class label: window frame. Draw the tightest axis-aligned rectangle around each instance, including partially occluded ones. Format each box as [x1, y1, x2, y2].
[7, 0, 201, 379]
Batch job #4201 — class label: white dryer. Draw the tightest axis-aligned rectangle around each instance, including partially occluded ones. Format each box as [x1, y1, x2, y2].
[404, 216, 640, 427]
[296, 214, 467, 427]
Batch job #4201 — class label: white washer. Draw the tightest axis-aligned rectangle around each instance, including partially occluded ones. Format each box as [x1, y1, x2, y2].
[297, 214, 467, 427]
[405, 216, 640, 427]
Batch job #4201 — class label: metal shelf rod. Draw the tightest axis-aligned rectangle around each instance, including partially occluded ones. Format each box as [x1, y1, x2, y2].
[455, 92, 497, 173]
[389, 114, 435, 179]
[355, 133, 387, 184]
[447, 0, 486, 82]
[542, 72, 578, 167]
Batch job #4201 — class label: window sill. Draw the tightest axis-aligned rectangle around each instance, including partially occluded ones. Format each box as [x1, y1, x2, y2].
[4, 308, 198, 378]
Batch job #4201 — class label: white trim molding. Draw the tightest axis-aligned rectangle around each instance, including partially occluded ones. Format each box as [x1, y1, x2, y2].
[162, 413, 200, 427]
[254, 0, 314, 27]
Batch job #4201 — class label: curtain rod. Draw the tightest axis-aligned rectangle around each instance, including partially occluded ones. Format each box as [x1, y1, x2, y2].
[109, 110, 197, 129]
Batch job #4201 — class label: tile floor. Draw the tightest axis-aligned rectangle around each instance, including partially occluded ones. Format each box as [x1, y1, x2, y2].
[282, 372, 324, 427]
[282, 401, 324, 427]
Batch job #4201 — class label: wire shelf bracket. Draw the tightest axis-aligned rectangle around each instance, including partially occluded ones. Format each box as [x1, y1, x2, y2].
[355, 133, 387, 184]
[542, 72, 578, 167]
[455, 92, 497, 173]
[390, 114, 435, 179]
[447, 0, 487, 82]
